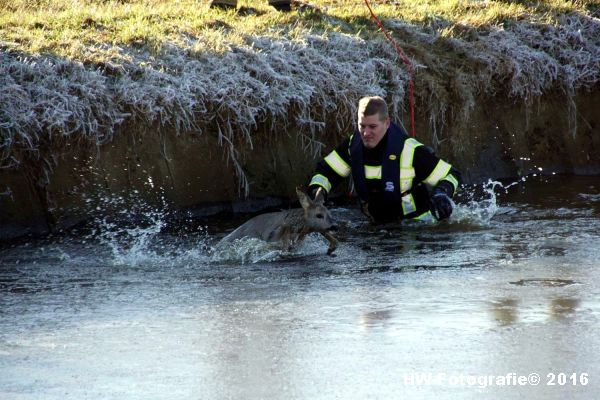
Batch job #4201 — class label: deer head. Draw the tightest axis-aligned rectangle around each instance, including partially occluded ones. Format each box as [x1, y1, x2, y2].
[296, 187, 337, 233]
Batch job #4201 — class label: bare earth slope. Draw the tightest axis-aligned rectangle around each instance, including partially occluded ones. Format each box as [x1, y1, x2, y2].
[1, 0, 599, 238]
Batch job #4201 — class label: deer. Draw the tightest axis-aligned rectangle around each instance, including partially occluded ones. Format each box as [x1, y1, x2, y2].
[217, 187, 338, 255]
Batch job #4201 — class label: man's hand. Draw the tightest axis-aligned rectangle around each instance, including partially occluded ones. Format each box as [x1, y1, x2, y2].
[430, 186, 453, 221]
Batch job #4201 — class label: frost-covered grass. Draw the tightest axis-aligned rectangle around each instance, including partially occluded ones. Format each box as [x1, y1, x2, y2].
[1, 0, 599, 195]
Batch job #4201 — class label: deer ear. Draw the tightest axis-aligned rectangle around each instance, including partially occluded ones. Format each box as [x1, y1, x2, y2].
[313, 187, 325, 205]
[296, 187, 312, 210]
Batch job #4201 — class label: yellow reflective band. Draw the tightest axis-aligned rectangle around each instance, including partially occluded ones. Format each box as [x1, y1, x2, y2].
[309, 174, 332, 192]
[324, 150, 351, 178]
[401, 138, 422, 168]
[442, 174, 459, 194]
[400, 168, 416, 192]
[364, 165, 382, 180]
[413, 211, 436, 223]
[424, 160, 452, 189]
[399, 138, 423, 195]
[400, 167, 415, 179]
[401, 193, 417, 215]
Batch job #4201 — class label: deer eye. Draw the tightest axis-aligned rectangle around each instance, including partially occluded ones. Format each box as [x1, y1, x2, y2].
[316, 213, 324, 219]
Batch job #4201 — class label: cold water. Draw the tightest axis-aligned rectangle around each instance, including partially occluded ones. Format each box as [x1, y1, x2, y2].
[1, 175, 599, 399]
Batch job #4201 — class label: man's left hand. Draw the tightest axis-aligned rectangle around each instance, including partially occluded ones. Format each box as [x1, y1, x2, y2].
[430, 189, 453, 221]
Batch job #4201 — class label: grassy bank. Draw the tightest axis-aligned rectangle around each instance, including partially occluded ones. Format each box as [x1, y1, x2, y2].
[2, 1, 598, 56]
[1, 0, 599, 194]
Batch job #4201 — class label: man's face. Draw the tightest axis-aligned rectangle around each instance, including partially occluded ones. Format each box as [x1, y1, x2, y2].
[358, 113, 390, 149]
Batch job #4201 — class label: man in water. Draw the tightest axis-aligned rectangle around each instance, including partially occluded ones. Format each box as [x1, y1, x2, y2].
[210, 0, 292, 11]
[308, 96, 461, 223]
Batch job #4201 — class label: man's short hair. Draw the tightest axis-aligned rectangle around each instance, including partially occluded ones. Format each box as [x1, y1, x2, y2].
[358, 96, 388, 121]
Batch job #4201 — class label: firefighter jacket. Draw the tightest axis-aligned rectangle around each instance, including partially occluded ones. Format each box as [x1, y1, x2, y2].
[309, 122, 461, 223]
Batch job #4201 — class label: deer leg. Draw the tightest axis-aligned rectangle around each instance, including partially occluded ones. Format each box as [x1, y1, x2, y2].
[320, 231, 338, 256]
[286, 233, 306, 252]
[280, 232, 293, 252]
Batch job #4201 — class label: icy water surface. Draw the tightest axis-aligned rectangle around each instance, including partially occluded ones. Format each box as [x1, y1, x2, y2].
[1, 176, 599, 399]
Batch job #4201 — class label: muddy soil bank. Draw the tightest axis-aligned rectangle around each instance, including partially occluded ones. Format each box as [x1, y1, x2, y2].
[1, 88, 599, 240]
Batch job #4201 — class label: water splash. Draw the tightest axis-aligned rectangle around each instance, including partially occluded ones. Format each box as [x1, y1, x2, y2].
[209, 233, 332, 264]
[210, 238, 285, 264]
[86, 191, 211, 268]
[452, 178, 524, 225]
[95, 210, 166, 267]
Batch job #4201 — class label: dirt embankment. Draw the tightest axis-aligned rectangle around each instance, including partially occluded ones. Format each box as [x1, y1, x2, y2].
[1, 11, 599, 240]
[2, 86, 599, 240]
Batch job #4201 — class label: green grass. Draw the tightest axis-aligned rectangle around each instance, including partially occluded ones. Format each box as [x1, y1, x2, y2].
[1, 0, 596, 61]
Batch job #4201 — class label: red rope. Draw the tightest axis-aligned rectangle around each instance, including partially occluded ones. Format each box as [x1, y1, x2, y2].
[363, 0, 416, 137]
